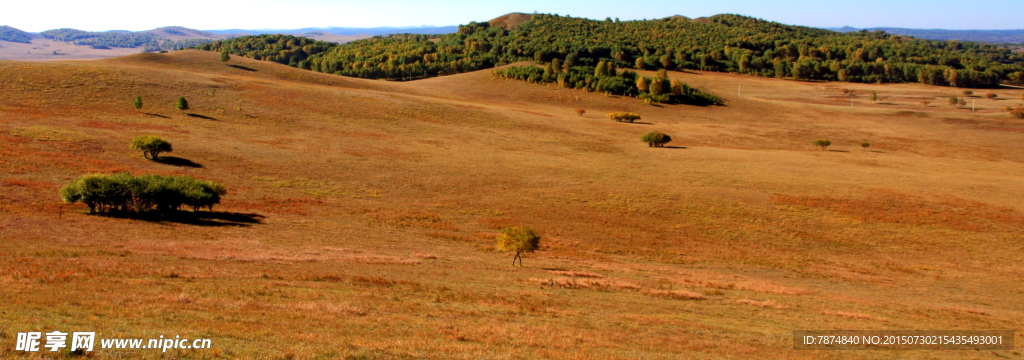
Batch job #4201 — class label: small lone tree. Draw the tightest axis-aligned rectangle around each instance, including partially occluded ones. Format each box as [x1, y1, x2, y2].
[949, 95, 960, 107]
[984, 93, 997, 100]
[219, 50, 230, 63]
[131, 135, 172, 160]
[641, 131, 672, 147]
[962, 90, 973, 96]
[813, 139, 832, 150]
[861, 142, 870, 150]
[176, 96, 189, 113]
[869, 91, 878, 103]
[607, 112, 641, 123]
[132, 96, 143, 112]
[575, 109, 585, 117]
[495, 226, 541, 266]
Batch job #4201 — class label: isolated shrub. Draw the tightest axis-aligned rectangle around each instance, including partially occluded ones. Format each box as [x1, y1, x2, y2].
[962, 90, 973, 96]
[495, 226, 541, 266]
[869, 91, 877, 102]
[130, 135, 172, 160]
[641, 131, 672, 147]
[60, 173, 226, 215]
[607, 112, 641, 123]
[219, 50, 230, 62]
[575, 109, 585, 117]
[861, 142, 870, 150]
[132, 96, 143, 112]
[984, 93, 997, 100]
[176, 96, 189, 112]
[948, 95, 959, 107]
[813, 139, 832, 150]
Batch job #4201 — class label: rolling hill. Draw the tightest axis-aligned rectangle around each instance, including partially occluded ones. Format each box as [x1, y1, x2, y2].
[201, 13, 1024, 88]
[1, 49, 1023, 358]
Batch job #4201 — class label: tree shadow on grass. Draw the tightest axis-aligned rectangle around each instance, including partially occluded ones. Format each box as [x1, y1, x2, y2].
[144, 113, 170, 118]
[631, 121, 655, 125]
[228, 64, 257, 72]
[664, 146, 688, 149]
[186, 113, 217, 120]
[828, 149, 850, 152]
[101, 211, 264, 227]
[154, 156, 203, 168]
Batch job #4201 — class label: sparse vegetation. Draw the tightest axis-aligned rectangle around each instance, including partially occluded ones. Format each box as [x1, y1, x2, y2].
[963, 90, 974, 96]
[607, 112, 641, 123]
[59, 173, 226, 214]
[813, 139, 832, 150]
[1012, 107, 1024, 118]
[495, 226, 541, 266]
[641, 131, 672, 147]
[920, 101, 930, 106]
[130, 135, 172, 160]
[861, 142, 870, 150]
[869, 91, 878, 102]
[132, 96, 143, 112]
[949, 95, 960, 107]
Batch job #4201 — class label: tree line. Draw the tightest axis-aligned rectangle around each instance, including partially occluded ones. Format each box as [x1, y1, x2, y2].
[195, 14, 1024, 88]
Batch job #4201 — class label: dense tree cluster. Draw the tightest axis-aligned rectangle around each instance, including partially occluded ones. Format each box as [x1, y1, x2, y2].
[492, 63, 722, 105]
[0, 25, 33, 43]
[197, 35, 335, 68]
[196, 14, 1024, 88]
[60, 173, 227, 214]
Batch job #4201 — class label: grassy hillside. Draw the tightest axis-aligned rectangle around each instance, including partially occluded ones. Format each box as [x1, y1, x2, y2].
[200, 13, 1024, 87]
[1, 50, 1023, 359]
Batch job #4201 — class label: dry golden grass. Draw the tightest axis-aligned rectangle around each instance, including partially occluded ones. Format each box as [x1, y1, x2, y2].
[1, 50, 1023, 359]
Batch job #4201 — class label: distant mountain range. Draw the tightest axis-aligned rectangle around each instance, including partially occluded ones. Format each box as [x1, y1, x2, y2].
[828, 27, 1024, 43]
[205, 25, 458, 37]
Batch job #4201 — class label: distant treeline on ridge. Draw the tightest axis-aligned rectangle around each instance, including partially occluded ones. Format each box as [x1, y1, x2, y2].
[197, 14, 1024, 88]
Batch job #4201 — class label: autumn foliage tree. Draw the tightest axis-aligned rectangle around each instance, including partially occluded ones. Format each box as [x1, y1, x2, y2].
[495, 226, 541, 266]
[607, 112, 641, 123]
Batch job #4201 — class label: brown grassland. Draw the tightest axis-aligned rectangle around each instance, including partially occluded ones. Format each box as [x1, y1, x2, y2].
[1, 49, 1023, 359]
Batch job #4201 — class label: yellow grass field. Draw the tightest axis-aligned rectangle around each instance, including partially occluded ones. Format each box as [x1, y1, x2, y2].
[1, 49, 1023, 359]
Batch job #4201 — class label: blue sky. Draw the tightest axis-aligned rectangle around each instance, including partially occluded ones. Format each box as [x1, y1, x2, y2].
[4, 0, 1023, 32]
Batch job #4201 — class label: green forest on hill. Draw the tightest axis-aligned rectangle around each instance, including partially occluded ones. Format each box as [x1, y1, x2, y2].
[197, 14, 1024, 88]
